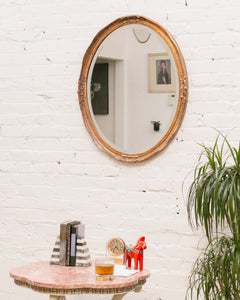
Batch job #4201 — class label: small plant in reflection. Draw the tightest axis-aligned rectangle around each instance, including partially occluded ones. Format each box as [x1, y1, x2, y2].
[151, 121, 161, 131]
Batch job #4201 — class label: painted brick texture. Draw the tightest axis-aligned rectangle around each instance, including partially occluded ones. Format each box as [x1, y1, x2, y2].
[0, 0, 240, 299]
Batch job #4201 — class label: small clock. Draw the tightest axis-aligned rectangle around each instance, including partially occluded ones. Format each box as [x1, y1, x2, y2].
[107, 238, 126, 257]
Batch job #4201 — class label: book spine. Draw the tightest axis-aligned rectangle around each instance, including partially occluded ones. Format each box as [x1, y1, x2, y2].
[77, 223, 85, 238]
[70, 225, 78, 266]
[59, 222, 69, 266]
[66, 221, 80, 266]
[66, 223, 72, 266]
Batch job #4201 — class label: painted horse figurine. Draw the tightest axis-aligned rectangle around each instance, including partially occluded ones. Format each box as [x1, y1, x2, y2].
[123, 236, 147, 271]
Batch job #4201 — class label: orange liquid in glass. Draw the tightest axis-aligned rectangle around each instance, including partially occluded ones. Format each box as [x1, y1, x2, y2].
[95, 264, 114, 275]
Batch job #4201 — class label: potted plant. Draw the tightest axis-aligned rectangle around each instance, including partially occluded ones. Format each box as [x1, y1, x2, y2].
[186, 136, 240, 299]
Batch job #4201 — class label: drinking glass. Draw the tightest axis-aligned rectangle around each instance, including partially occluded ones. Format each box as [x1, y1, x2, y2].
[95, 257, 114, 281]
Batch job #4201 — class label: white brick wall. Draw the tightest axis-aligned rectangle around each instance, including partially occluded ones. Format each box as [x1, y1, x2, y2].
[0, 0, 240, 299]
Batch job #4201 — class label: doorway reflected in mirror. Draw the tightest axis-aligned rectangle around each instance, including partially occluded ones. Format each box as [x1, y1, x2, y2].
[78, 16, 188, 162]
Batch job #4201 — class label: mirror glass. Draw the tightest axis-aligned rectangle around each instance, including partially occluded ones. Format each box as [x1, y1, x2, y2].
[87, 24, 179, 154]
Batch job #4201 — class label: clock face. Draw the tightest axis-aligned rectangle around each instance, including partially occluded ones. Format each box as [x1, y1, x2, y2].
[107, 238, 125, 256]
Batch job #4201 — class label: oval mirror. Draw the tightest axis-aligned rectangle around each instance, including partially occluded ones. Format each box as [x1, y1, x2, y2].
[78, 16, 188, 162]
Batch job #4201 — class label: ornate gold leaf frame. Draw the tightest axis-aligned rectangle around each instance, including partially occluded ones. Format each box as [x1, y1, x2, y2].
[78, 15, 188, 163]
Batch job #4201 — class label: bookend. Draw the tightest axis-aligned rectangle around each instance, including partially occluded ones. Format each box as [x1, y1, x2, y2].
[50, 235, 91, 267]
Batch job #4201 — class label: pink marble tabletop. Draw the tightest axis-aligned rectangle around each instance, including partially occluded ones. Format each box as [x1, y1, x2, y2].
[9, 261, 150, 290]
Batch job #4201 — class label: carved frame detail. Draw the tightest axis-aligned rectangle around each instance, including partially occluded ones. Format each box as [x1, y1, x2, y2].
[78, 15, 188, 163]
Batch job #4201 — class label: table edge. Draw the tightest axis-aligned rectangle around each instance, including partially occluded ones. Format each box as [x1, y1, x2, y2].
[14, 278, 147, 295]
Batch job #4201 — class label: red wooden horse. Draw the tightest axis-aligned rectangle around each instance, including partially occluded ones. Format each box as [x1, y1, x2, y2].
[123, 236, 147, 271]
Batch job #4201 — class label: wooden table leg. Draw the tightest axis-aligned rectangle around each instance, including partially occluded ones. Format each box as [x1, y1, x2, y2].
[111, 293, 127, 300]
[49, 296, 66, 300]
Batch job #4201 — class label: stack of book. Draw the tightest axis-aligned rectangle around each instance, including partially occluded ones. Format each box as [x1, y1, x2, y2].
[50, 220, 91, 267]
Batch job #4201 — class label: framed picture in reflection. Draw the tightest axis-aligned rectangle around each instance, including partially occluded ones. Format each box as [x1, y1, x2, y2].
[148, 53, 175, 93]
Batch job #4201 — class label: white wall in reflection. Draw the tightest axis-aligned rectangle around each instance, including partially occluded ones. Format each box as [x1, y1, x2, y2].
[88, 25, 179, 154]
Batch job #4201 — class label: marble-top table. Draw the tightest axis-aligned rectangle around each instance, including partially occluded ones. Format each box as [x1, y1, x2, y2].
[10, 261, 150, 300]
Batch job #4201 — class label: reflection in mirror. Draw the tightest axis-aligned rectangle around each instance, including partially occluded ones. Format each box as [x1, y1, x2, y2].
[87, 24, 179, 154]
[79, 16, 188, 162]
